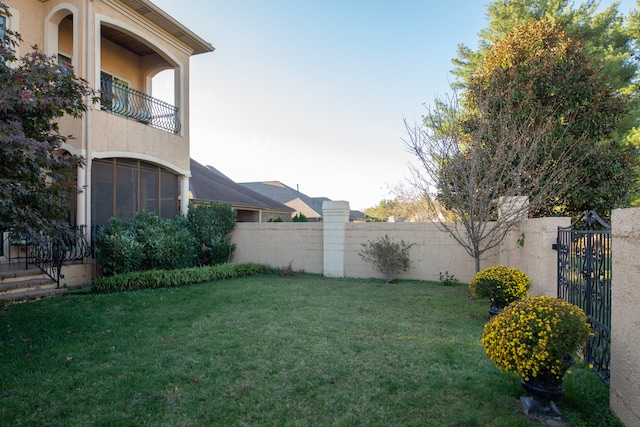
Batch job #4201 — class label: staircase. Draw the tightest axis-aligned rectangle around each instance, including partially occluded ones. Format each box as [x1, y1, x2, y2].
[0, 264, 66, 305]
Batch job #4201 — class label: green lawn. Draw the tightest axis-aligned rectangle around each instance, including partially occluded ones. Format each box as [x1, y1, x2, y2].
[0, 274, 621, 426]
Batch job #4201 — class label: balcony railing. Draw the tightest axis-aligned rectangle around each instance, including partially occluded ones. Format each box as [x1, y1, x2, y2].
[100, 74, 181, 134]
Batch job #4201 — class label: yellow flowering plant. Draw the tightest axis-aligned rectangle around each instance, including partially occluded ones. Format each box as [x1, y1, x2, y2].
[469, 265, 531, 304]
[481, 296, 592, 381]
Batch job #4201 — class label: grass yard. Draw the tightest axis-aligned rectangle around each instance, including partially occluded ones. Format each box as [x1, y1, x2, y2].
[0, 274, 621, 426]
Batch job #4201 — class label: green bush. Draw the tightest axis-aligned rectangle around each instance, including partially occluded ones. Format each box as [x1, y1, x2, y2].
[358, 234, 414, 283]
[91, 263, 272, 293]
[95, 205, 238, 277]
[187, 202, 237, 266]
[95, 218, 145, 276]
[292, 213, 308, 222]
[134, 212, 196, 270]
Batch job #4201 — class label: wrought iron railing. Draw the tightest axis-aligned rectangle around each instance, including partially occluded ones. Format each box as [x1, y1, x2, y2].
[100, 74, 181, 134]
[25, 226, 92, 288]
[556, 210, 612, 386]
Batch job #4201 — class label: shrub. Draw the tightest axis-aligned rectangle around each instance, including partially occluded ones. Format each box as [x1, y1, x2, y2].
[187, 202, 237, 266]
[134, 212, 196, 270]
[292, 213, 308, 222]
[482, 296, 592, 381]
[439, 271, 459, 286]
[95, 206, 238, 277]
[469, 265, 530, 304]
[95, 218, 145, 276]
[91, 263, 272, 293]
[359, 234, 414, 283]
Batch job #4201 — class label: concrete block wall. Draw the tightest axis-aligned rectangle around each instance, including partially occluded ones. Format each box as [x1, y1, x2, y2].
[231, 222, 323, 274]
[345, 221, 497, 283]
[500, 217, 570, 297]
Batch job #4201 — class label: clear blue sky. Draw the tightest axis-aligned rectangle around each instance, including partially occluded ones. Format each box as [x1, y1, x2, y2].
[151, 0, 637, 211]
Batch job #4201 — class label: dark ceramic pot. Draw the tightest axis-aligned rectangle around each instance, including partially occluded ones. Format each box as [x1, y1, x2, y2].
[488, 299, 507, 316]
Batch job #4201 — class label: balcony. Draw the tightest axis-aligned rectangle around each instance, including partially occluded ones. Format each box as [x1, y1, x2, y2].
[100, 73, 181, 134]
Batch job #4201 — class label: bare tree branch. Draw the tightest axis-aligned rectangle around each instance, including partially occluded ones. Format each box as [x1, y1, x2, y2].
[403, 91, 580, 272]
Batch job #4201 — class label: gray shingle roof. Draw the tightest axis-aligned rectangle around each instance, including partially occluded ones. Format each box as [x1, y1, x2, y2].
[240, 181, 366, 221]
[189, 159, 293, 213]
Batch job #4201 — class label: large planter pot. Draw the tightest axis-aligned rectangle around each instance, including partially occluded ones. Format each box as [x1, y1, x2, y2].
[520, 374, 564, 419]
[488, 299, 507, 316]
[520, 358, 574, 420]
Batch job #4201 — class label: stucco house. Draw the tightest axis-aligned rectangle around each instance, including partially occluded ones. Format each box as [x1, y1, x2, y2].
[0, 0, 213, 300]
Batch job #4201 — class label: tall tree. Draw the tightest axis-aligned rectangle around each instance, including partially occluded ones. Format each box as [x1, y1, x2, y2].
[0, 3, 94, 238]
[405, 89, 579, 273]
[454, 0, 636, 94]
[452, 0, 640, 213]
[468, 19, 633, 217]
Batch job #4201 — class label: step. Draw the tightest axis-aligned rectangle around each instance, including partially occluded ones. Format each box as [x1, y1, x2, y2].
[0, 287, 67, 305]
[0, 277, 56, 295]
[0, 266, 46, 283]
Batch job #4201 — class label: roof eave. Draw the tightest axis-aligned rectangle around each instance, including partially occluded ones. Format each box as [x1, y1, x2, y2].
[118, 0, 214, 55]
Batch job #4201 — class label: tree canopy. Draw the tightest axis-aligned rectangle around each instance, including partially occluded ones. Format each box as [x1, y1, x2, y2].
[451, 0, 639, 216]
[467, 18, 634, 216]
[0, 3, 94, 238]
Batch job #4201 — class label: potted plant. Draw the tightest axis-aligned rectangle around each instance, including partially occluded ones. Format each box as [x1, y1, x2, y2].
[469, 265, 531, 315]
[481, 296, 592, 419]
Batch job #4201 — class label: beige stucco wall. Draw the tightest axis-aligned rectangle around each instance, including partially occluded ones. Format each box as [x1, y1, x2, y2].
[101, 36, 144, 90]
[231, 223, 324, 274]
[500, 217, 570, 297]
[92, 110, 189, 172]
[231, 218, 569, 287]
[4, 1, 47, 52]
[610, 208, 640, 427]
[60, 263, 94, 288]
[232, 221, 501, 283]
[345, 222, 497, 283]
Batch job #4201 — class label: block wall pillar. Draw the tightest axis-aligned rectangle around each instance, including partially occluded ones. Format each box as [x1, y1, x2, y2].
[610, 208, 640, 427]
[323, 201, 350, 278]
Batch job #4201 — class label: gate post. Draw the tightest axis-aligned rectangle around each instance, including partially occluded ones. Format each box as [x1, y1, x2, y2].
[610, 208, 640, 426]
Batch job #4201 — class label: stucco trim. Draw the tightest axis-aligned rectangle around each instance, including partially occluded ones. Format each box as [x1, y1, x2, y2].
[92, 150, 191, 177]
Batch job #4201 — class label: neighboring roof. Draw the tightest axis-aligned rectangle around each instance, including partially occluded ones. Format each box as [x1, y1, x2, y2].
[240, 181, 366, 221]
[240, 181, 327, 219]
[117, 0, 215, 55]
[189, 160, 293, 213]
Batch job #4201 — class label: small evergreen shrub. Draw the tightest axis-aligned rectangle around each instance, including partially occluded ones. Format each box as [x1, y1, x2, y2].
[292, 213, 308, 222]
[359, 234, 414, 283]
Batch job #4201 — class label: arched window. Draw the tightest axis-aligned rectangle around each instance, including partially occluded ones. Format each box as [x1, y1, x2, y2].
[92, 158, 179, 226]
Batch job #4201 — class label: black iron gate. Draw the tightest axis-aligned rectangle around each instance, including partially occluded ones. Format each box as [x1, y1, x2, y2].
[556, 210, 611, 386]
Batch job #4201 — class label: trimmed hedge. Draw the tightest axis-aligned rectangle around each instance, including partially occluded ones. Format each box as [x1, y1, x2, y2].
[91, 263, 273, 293]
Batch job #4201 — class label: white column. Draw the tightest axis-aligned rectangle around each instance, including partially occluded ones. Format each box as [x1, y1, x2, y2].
[180, 175, 190, 215]
[322, 201, 350, 278]
[76, 164, 86, 227]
